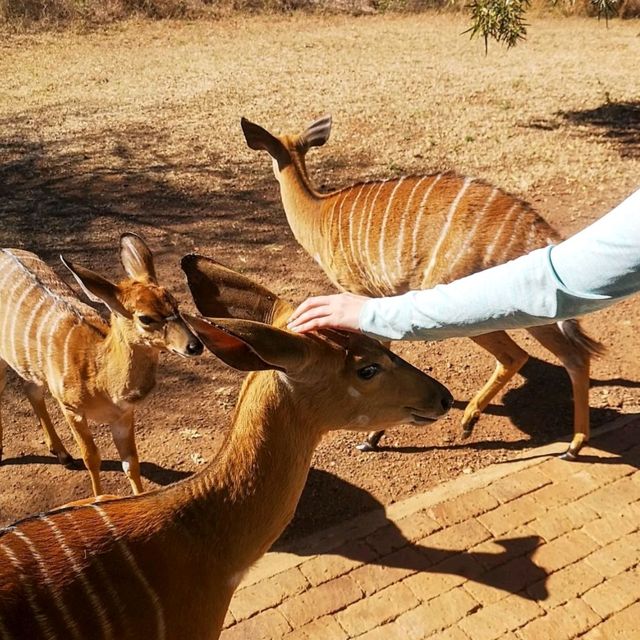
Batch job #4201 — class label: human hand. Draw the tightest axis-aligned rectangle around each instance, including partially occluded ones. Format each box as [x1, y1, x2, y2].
[287, 293, 370, 333]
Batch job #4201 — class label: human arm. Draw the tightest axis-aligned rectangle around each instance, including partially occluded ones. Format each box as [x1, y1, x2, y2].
[288, 188, 640, 340]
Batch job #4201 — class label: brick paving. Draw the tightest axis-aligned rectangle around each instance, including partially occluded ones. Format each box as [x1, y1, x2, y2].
[221, 414, 640, 639]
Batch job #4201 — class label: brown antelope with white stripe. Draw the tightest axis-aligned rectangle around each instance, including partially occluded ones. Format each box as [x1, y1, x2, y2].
[0, 255, 452, 639]
[0, 234, 203, 496]
[241, 115, 604, 460]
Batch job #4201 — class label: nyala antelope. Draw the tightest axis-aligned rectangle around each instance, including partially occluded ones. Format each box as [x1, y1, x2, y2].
[0, 234, 203, 496]
[0, 256, 452, 639]
[242, 115, 604, 459]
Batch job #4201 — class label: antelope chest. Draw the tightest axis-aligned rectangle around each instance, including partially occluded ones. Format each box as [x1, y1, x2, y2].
[84, 397, 132, 423]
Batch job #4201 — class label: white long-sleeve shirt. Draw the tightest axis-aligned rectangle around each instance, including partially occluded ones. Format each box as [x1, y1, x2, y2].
[359, 188, 640, 341]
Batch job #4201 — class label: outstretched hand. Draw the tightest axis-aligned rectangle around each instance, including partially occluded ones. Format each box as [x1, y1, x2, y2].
[287, 293, 370, 333]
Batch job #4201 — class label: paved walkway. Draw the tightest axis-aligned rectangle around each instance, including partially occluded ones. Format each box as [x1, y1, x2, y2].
[221, 415, 640, 640]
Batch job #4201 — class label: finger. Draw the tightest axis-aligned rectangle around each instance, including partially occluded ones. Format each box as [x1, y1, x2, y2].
[288, 307, 331, 331]
[289, 317, 332, 333]
[288, 296, 331, 323]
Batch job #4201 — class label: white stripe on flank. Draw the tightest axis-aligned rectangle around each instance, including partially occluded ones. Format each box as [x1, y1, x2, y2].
[0, 543, 57, 640]
[0, 254, 18, 291]
[326, 196, 340, 247]
[355, 183, 375, 281]
[62, 512, 127, 626]
[41, 517, 113, 640]
[497, 204, 524, 262]
[92, 506, 166, 640]
[422, 177, 473, 285]
[395, 176, 428, 282]
[485, 202, 518, 263]
[346, 183, 367, 283]
[448, 186, 499, 274]
[0, 256, 20, 357]
[61, 323, 78, 386]
[335, 190, 361, 287]
[11, 529, 82, 640]
[45, 314, 66, 398]
[35, 304, 57, 375]
[363, 181, 389, 295]
[1, 277, 27, 365]
[410, 173, 443, 272]
[319, 195, 342, 284]
[9, 283, 36, 377]
[21, 294, 48, 379]
[377, 177, 406, 291]
[524, 220, 539, 248]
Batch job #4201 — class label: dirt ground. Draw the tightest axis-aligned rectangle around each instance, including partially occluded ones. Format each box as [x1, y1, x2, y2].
[0, 14, 639, 542]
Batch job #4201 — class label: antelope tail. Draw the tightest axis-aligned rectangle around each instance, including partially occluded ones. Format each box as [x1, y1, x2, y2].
[557, 319, 606, 358]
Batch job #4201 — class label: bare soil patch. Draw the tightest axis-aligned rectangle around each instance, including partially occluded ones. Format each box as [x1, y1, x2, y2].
[1, 14, 639, 541]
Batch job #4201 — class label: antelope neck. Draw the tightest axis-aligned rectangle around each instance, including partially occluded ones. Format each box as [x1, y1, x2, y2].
[278, 155, 334, 256]
[95, 315, 159, 401]
[179, 370, 323, 573]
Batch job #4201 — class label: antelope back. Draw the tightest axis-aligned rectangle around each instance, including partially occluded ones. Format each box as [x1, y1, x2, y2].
[315, 172, 563, 296]
[0, 248, 107, 391]
[0, 495, 180, 640]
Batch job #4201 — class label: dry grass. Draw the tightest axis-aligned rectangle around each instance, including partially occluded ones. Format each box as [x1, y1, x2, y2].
[0, 14, 639, 532]
[2, 0, 638, 30]
[2, 14, 637, 206]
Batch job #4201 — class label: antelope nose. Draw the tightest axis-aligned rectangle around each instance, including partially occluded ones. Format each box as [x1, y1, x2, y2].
[441, 389, 454, 413]
[186, 338, 203, 356]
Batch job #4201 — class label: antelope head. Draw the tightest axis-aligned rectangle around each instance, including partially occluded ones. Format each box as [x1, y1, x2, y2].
[241, 115, 332, 184]
[181, 255, 452, 434]
[62, 233, 203, 358]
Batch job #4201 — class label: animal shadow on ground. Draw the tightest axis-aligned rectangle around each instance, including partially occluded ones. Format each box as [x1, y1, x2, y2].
[560, 100, 640, 158]
[0, 454, 192, 487]
[528, 100, 640, 158]
[377, 357, 639, 460]
[0, 127, 291, 277]
[278, 428, 640, 603]
[277, 469, 549, 601]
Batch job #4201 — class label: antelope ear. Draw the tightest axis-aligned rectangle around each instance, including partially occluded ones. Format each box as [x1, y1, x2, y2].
[60, 256, 132, 319]
[183, 315, 308, 373]
[297, 115, 332, 153]
[181, 254, 293, 327]
[241, 117, 291, 170]
[120, 233, 157, 283]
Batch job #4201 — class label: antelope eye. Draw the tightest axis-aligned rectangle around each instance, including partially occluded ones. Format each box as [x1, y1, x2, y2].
[357, 364, 381, 380]
[138, 315, 156, 326]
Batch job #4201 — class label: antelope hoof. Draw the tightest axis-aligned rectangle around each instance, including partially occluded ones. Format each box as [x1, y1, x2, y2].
[560, 433, 586, 461]
[461, 414, 479, 439]
[53, 450, 77, 469]
[356, 441, 379, 453]
[356, 431, 383, 452]
[559, 448, 579, 462]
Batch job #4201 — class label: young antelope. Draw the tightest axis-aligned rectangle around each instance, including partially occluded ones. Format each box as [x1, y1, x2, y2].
[0, 234, 202, 495]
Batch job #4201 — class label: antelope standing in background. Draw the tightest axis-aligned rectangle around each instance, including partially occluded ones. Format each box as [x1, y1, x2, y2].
[242, 115, 604, 459]
[0, 234, 203, 496]
[0, 256, 452, 639]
